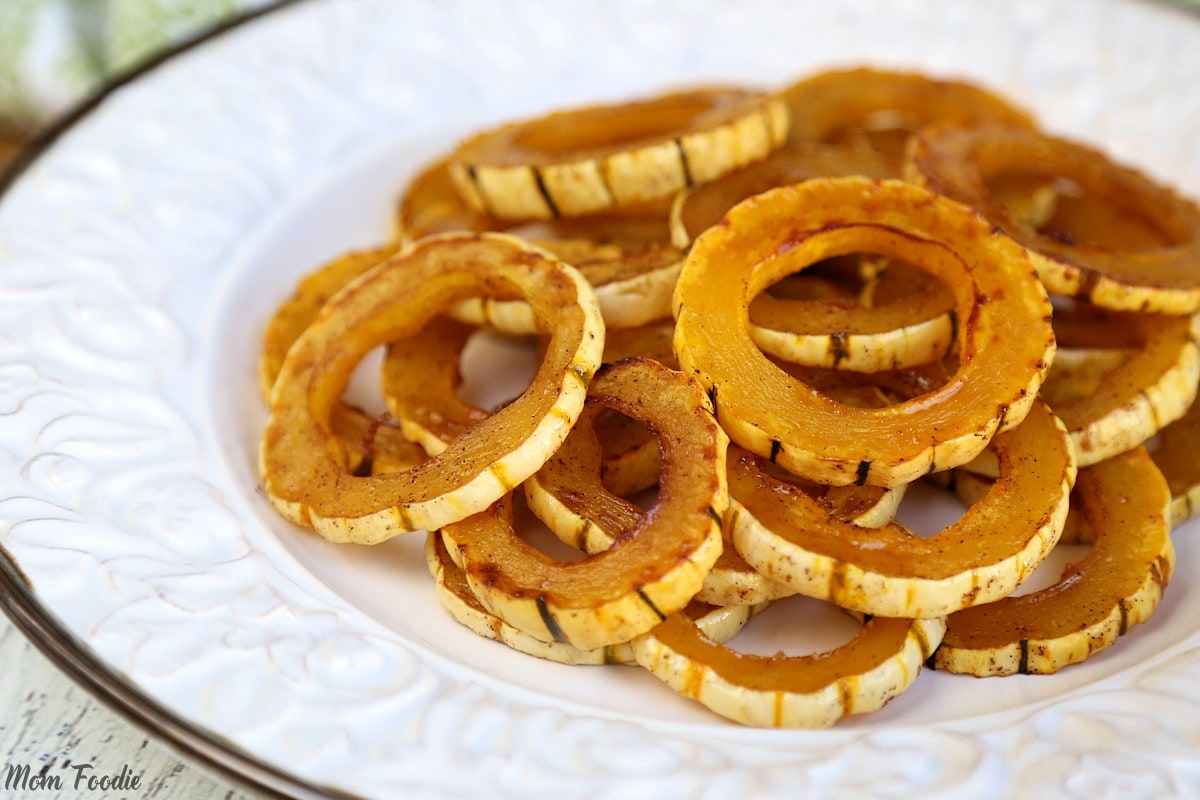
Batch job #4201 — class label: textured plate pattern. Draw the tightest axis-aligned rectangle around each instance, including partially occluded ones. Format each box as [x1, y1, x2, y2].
[1, 0, 1199, 797]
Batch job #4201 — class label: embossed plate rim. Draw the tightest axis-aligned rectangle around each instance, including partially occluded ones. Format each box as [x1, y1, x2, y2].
[1, 1, 1199, 798]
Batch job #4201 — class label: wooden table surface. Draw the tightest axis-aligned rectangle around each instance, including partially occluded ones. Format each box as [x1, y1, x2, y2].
[0, 131, 261, 799]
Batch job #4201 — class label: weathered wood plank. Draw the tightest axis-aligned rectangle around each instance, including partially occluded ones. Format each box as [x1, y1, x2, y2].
[0, 618, 258, 799]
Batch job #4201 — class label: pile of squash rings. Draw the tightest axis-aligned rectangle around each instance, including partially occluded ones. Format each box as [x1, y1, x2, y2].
[257, 68, 1200, 728]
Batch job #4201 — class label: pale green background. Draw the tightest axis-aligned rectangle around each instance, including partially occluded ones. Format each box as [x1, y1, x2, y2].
[0, 0, 274, 132]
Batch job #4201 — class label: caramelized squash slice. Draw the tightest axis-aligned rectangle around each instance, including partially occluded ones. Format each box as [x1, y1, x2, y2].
[439, 357, 725, 649]
[1047, 304, 1199, 467]
[425, 531, 760, 666]
[728, 400, 1074, 618]
[673, 177, 1055, 487]
[259, 232, 604, 544]
[906, 123, 1200, 314]
[633, 603, 944, 728]
[932, 446, 1174, 675]
[449, 87, 788, 220]
[781, 67, 1036, 162]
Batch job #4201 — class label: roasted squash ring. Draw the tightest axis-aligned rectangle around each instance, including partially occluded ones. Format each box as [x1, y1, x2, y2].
[448, 237, 684, 332]
[448, 87, 789, 220]
[396, 156, 497, 242]
[523, 403, 795, 607]
[439, 357, 725, 650]
[259, 232, 605, 544]
[526, 409, 903, 607]
[906, 123, 1200, 314]
[523, 350, 905, 607]
[591, 320, 679, 496]
[780, 67, 1036, 162]
[425, 531, 760, 666]
[632, 601, 945, 728]
[1045, 304, 1200, 467]
[259, 244, 400, 403]
[259, 244, 428, 476]
[668, 143, 899, 248]
[380, 315, 494, 456]
[1152, 375, 1200, 527]
[749, 262, 957, 373]
[397, 158, 685, 331]
[931, 446, 1174, 676]
[729, 399, 1074, 618]
[673, 177, 1055, 487]
[668, 146, 954, 372]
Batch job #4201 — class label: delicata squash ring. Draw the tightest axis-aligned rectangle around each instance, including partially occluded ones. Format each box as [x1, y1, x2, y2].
[673, 177, 1056, 487]
[523, 405, 797, 607]
[932, 446, 1174, 676]
[448, 87, 789, 220]
[259, 244, 429, 476]
[633, 602, 945, 728]
[728, 399, 1075, 619]
[780, 67, 1036, 160]
[439, 357, 726, 650]
[397, 158, 684, 331]
[906, 123, 1200, 314]
[668, 145, 955, 373]
[425, 531, 761, 666]
[1046, 304, 1200, 467]
[259, 232, 605, 544]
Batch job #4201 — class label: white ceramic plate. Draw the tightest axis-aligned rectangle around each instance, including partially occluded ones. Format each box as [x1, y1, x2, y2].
[2, 0, 1200, 796]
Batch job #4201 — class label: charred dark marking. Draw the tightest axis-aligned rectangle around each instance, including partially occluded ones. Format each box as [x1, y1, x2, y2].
[576, 518, 594, 552]
[769, 438, 783, 463]
[595, 158, 618, 207]
[725, 503, 741, 531]
[532, 167, 561, 218]
[829, 331, 850, 367]
[1117, 599, 1129, 636]
[568, 363, 593, 386]
[1141, 389, 1161, 428]
[394, 504, 415, 532]
[829, 559, 849, 602]
[911, 621, 933, 659]
[945, 309, 959, 357]
[855, 459, 872, 486]
[707, 383, 719, 417]
[636, 586, 668, 621]
[536, 595, 569, 643]
[1074, 268, 1101, 302]
[1151, 554, 1171, 587]
[836, 678, 852, 715]
[1017, 638, 1030, 674]
[674, 138, 695, 188]
[466, 164, 497, 217]
[995, 404, 1009, 433]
